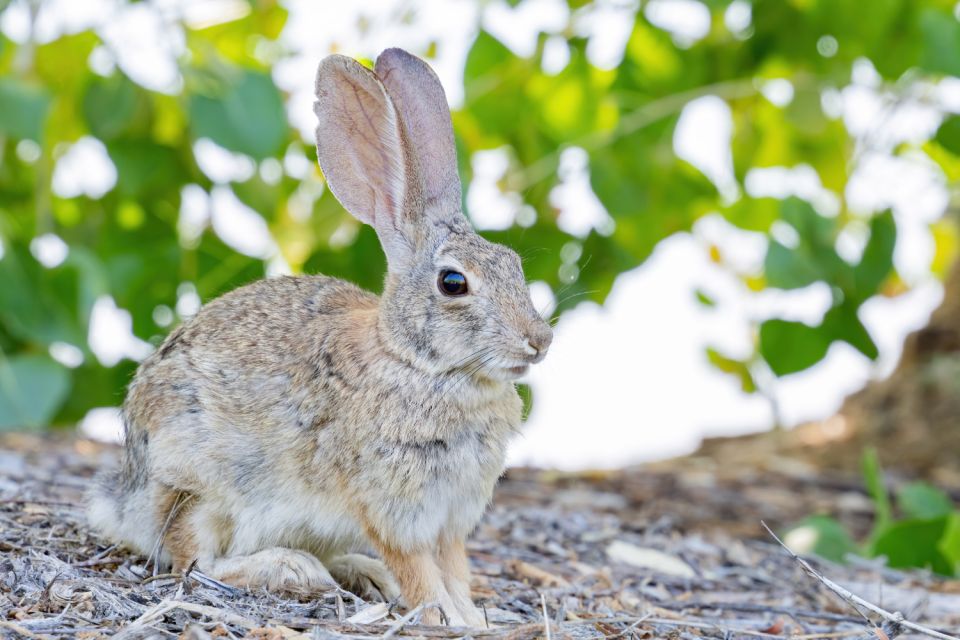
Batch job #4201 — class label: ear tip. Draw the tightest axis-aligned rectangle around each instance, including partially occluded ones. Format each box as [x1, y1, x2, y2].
[315, 54, 379, 97]
[375, 47, 414, 68]
[316, 53, 355, 73]
[375, 47, 433, 78]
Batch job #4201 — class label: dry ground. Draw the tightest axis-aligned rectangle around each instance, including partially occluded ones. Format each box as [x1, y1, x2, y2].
[1, 433, 959, 639]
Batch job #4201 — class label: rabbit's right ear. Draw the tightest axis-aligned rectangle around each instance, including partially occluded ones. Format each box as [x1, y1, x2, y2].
[314, 55, 414, 266]
[374, 48, 461, 216]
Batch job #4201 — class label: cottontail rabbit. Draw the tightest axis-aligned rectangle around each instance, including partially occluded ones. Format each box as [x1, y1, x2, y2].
[87, 48, 552, 626]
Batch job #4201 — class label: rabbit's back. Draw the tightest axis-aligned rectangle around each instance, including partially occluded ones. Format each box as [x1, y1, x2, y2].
[130, 273, 375, 454]
[124, 276, 368, 502]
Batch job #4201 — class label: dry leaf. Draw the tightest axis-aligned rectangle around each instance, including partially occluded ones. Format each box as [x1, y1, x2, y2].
[345, 602, 389, 624]
[507, 559, 571, 587]
[606, 541, 696, 578]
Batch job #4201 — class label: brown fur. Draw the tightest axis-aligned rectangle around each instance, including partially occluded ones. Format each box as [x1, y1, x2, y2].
[158, 490, 197, 572]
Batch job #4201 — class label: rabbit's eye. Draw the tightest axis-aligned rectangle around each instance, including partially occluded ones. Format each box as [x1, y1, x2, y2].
[438, 270, 469, 296]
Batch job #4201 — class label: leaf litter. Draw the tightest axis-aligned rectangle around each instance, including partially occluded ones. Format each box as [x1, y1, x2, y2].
[1, 433, 958, 639]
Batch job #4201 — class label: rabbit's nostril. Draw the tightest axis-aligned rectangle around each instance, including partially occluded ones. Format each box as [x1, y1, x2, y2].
[524, 329, 552, 361]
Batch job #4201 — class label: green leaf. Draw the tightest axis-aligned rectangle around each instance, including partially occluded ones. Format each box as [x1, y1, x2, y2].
[189, 68, 287, 159]
[918, 9, 960, 77]
[529, 41, 604, 141]
[869, 516, 954, 576]
[763, 198, 851, 292]
[55, 359, 136, 424]
[780, 197, 834, 248]
[765, 240, 822, 289]
[862, 448, 893, 533]
[0, 243, 88, 347]
[852, 210, 896, 301]
[303, 224, 387, 295]
[939, 514, 960, 575]
[107, 139, 187, 196]
[897, 482, 954, 520]
[0, 354, 71, 430]
[0, 78, 51, 141]
[695, 289, 715, 307]
[759, 319, 830, 376]
[822, 302, 879, 360]
[935, 115, 960, 156]
[706, 347, 756, 393]
[82, 73, 142, 141]
[463, 31, 531, 142]
[517, 382, 533, 421]
[784, 515, 858, 564]
[722, 197, 779, 232]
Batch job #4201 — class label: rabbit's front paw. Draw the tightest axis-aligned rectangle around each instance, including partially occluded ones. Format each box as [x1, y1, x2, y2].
[459, 603, 486, 628]
[210, 548, 337, 595]
[328, 553, 401, 602]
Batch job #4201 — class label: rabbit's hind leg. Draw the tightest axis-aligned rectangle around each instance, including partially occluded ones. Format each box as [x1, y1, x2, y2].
[206, 548, 337, 595]
[327, 553, 400, 602]
[158, 489, 336, 596]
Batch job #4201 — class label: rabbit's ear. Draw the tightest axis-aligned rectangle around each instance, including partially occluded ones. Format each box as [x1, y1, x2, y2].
[375, 48, 461, 215]
[314, 55, 414, 265]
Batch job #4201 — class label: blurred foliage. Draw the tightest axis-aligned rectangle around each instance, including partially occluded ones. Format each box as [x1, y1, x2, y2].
[785, 450, 960, 576]
[0, 0, 959, 428]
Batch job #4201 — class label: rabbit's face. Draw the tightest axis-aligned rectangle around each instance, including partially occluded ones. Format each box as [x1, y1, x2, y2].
[389, 228, 553, 381]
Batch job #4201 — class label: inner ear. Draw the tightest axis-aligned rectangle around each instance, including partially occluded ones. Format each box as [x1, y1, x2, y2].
[313, 54, 418, 264]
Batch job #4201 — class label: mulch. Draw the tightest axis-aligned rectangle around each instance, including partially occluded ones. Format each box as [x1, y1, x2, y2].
[1, 433, 959, 639]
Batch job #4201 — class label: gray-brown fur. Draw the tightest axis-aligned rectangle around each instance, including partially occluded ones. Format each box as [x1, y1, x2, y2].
[87, 48, 551, 627]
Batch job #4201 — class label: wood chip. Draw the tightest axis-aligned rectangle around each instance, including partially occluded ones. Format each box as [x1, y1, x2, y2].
[506, 559, 571, 587]
[344, 602, 390, 624]
[606, 541, 697, 578]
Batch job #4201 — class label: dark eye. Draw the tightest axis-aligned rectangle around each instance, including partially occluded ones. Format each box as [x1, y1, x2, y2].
[438, 270, 469, 296]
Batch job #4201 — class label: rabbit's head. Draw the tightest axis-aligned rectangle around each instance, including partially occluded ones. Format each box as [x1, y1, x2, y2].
[314, 49, 551, 380]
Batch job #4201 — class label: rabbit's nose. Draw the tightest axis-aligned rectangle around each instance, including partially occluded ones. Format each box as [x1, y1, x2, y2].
[523, 325, 553, 363]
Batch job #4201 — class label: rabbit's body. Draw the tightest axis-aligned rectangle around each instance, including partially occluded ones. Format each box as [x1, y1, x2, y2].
[88, 48, 550, 627]
[91, 273, 518, 559]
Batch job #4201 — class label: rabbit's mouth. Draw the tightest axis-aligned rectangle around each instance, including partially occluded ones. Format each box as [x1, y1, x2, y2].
[503, 364, 529, 378]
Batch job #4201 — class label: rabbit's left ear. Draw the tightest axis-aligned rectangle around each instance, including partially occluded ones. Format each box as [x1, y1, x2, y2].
[375, 49, 462, 217]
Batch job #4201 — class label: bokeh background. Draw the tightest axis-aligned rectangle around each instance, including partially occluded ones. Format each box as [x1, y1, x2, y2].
[0, 0, 958, 471]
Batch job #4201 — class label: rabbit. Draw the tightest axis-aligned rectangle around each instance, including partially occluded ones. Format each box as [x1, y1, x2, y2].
[86, 48, 552, 627]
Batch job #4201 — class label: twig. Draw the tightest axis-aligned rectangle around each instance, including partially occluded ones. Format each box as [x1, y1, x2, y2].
[187, 569, 240, 594]
[141, 573, 181, 585]
[0, 620, 50, 639]
[71, 556, 124, 568]
[639, 615, 786, 638]
[0, 499, 78, 507]
[71, 544, 118, 568]
[540, 593, 551, 640]
[125, 599, 178, 629]
[383, 604, 424, 638]
[761, 521, 960, 640]
[655, 600, 865, 624]
[604, 614, 651, 639]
